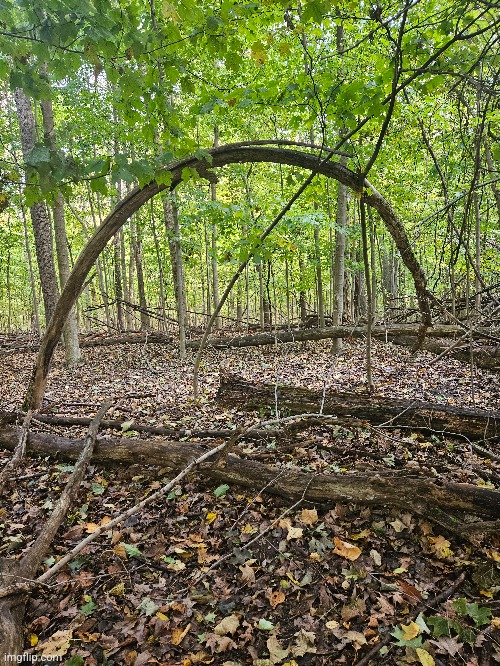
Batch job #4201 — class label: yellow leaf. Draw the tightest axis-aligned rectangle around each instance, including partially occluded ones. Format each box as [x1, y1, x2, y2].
[108, 582, 125, 596]
[350, 529, 371, 540]
[300, 508, 318, 526]
[428, 535, 453, 559]
[489, 551, 500, 562]
[29, 634, 38, 647]
[286, 573, 300, 585]
[157, 612, 169, 621]
[241, 523, 256, 534]
[206, 512, 217, 524]
[401, 621, 420, 641]
[162, 1, 180, 23]
[250, 41, 267, 65]
[333, 537, 362, 561]
[491, 617, 500, 629]
[171, 623, 191, 645]
[416, 648, 435, 666]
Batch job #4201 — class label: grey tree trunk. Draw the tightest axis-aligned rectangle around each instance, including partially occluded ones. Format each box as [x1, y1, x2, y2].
[331, 164, 347, 352]
[211, 125, 221, 329]
[14, 87, 59, 325]
[40, 94, 81, 365]
[164, 197, 187, 358]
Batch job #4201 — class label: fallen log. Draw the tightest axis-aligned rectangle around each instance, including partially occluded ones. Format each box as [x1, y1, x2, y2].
[0, 426, 499, 526]
[389, 335, 500, 370]
[217, 374, 500, 441]
[185, 324, 467, 350]
[0, 332, 173, 357]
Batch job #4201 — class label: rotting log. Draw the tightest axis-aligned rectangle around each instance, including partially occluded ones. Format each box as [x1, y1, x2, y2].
[217, 374, 500, 441]
[0, 427, 498, 524]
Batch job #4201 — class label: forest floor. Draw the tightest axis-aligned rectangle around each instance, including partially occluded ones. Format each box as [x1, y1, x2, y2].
[0, 336, 499, 665]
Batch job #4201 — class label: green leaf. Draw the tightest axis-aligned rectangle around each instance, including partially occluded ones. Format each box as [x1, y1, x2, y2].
[257, 619, 275, 631]
[124, 543, 142, 558]
[214, 484, 230, 498]
[66, 657, 85, 666]
[80, 595, 97, 616]
[91, 482, 105, 495]
[137, 596, 159, 617]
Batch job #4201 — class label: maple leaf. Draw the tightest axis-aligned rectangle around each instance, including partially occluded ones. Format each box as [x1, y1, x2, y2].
[171, 623, 191, 645]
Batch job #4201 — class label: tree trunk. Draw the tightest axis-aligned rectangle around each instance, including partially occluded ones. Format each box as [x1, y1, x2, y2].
[331, 162, 347, 352]
[14, 87, 59, 325]
[217, 373, 500, 441]
[0, 427, 498, 523]
[40, 94, 81, 365]
[164, 197, 187, 358]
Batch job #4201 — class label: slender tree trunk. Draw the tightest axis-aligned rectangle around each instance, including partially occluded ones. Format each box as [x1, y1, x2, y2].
[134, 222, 150, 330]
[331, 166, 347, 351]
[40, 94, 81, 365]
[298, 255, 307, 325]
[14, 87, 59, 325]
[164, 197, 187, 358]
[361, 199, 374, 390]
[151, 204, 167, 331]
[211, 126, 221, 330]
[20, 200, 41, 335]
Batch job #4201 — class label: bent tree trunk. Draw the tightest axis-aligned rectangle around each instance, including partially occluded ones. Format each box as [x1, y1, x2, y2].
[25, 145, 433, 410]
[0, 427, 498, 525]
[217, 374, 500, 441]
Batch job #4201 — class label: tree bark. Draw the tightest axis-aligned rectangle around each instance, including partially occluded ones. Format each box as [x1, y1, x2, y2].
[14, 87, 59, 325]
[40, 93, 81, 365]
[217, 373, 500, 441]
[0, 427, 498, 522]
[163, 197, 187, 358]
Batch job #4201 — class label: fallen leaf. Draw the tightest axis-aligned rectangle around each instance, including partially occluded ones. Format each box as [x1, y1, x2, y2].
[333, 536, 361, 561]
[401, 621, 420, 641]
[214, 614, 240, 636]
[416, 648, 435, 666]
[291, 629, 316, 657]
[268, 589, 285, 608]
[239, 564, 256, 585]
[346, 630, 367, 648]
[300, 508, 318, 526]
[171, 623, 191, 645]
[206, 512, 217, 524]
[108, 582, 125, 596]
[36, 629, 72, 657]
[267, 634, 289, 664]
[286, 526, 303, 541]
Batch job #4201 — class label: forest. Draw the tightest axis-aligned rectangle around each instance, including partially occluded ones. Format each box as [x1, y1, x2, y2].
[0, 0, 499, 664]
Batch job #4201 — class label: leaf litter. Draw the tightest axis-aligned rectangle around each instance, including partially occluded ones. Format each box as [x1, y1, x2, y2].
[0, 337, 499, 664]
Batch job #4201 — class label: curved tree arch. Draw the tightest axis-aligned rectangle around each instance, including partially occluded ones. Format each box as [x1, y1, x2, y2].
[25, 144, 432, 410]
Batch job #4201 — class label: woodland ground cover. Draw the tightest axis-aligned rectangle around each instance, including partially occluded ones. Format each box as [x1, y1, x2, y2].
[1, 338, 499, 664]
